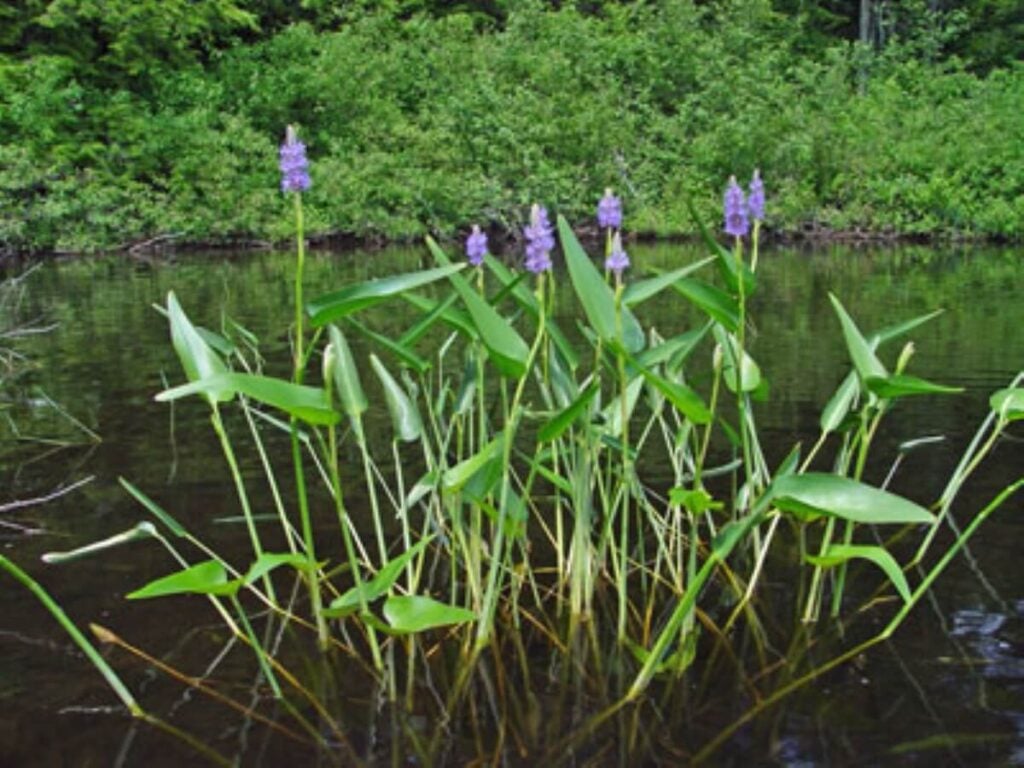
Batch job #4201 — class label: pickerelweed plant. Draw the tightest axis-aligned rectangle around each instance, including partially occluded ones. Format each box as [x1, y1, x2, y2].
[6, 146, 1023, 763]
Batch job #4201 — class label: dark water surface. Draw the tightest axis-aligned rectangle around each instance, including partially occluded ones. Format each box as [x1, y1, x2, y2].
[1, 243, 1022, 766]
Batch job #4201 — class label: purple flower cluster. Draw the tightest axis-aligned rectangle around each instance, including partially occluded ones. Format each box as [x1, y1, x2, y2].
[597, 188, 622, 230]
[605, 231, 629, 278]
[748, 169, 765, 222]
[723, 171, 766, 238]
[723, 176, 749, 238]
[279, 125, 311, 193]
[524, 204, 555, 274]
[465, 224, 488, 266]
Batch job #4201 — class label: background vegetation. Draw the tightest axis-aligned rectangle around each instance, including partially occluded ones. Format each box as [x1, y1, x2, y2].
[0, 0, 1021, 254]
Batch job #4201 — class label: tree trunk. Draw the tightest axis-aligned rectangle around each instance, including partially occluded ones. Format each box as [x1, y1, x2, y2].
[859, 0, 872, 47]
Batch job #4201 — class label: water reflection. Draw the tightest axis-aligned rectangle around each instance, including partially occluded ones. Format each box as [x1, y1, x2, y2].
[0, 242, 1022, 765]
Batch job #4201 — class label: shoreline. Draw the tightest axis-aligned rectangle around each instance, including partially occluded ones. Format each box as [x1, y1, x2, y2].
[2, 221, 1018, 266]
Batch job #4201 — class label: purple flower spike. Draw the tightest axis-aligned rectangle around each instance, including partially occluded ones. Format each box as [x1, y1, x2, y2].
[605, 231, 629, 278]
[524, 204, 554, 274]
[279, 125, 311, 193]
[465, 224, 488, 266]
[597, 188, 622, 230]
[723, 175, 749, 238]
[748, 169, 765, 222]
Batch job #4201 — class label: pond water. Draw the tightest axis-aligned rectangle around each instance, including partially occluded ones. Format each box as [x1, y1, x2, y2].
[1, 242, 1022, 766]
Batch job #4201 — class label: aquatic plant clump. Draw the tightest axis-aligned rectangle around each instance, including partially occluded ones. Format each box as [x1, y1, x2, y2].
[9, 159, 1022, 765]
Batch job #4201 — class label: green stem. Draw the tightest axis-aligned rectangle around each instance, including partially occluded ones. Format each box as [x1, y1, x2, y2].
[614, 278, 630, 641]
[210, 405, 273, 601]
[230, 595, 282, 699]
[288, 190, 326, 648]
[0, 555, 142, 716]
[693, 476, 1024, 764]
[474, 271, 548, 651]
[328, 420, 383, 670]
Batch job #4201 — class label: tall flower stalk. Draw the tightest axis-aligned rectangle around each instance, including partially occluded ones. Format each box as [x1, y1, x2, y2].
[280, 125, 327, 647]
[608, 229, 631, 641]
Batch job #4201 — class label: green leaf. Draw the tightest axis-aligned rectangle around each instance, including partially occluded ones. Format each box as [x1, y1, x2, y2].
[637, 325, 709, 371]
[42, 523, 157, 564]
[671, 278, 739, 332]
[829, 293, 888, 382]
[119, 477, 188, 538]
[126, 560, 239, 599]
[622, 258, 715, 308]
[600, 377, 645, 437]
[324, 539, 431, 618]
[345, 317, 429, 375]
[307, 264, 466, 326]
[157, 372, 340, 426]
[443, 434, 504, 492]
[243, 553, 312, 586]
[557, 215, 645, 353]
[427, 237, 530, 378]
[484, 254, 580, 371]
[402, 292, 476, 339]
[990, 387, 1024, 421]
[820, 371, 860, 434]
[716, 246, 756, 298]
[618, 344, 711, 424]
[381, 595, 475, 634]
[477, 481, 528, 538]
[370, 353, 422, 442]
[668, 488, 722, 516]
[519, 449, 573, 495]
[538, 382, 599, 443]
[682, 191, 733, 263]
[453, 353, 478, 415]
[865, 374, 963, 399]
[325, 325, 368, 419]
[166, 292, 233, 405]
[771, 473, 935, 525]
[805, 544, 912, 603]
[872, 309, 944, 345]
[712, 325, 762, 393]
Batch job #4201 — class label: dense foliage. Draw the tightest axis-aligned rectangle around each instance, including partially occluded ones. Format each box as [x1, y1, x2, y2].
[0, 0, 1021, 253]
